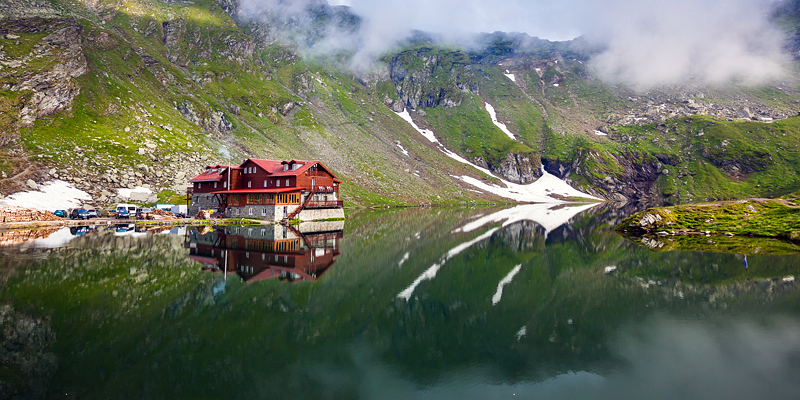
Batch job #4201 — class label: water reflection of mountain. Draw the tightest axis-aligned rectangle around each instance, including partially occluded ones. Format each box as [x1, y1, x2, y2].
[186, 222, 343, 283]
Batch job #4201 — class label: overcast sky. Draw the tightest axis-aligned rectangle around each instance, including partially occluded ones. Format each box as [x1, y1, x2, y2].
[244, 0, 789, 88]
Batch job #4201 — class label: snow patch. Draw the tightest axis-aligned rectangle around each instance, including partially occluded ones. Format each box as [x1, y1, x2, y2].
[485, 102, 516, 141]
[396, 110, 437, 143]
[503, 70, 516, 82]
[396, 143, 409, 156]
[457, 168, 601, 203]
[397, 228, 499, 300]
[492, 264, 522, 305]
[553, 83, 560, 87]
[594, 130, 608, 136]
[117, 186, 152, 199]
[395, 111, 599, 203]
[1, 180, 92, 211]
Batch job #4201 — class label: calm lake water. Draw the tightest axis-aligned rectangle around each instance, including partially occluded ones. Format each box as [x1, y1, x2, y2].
[2, 204, 800, 399]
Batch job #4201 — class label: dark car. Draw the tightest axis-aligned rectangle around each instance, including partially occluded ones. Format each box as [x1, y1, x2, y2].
[115, 209, 130, 219]
[53, 210, 67, 218]
[70, 209, 90, 220]
[86, 209, 99, 218]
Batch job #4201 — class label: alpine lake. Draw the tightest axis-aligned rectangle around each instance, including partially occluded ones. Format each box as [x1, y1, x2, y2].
[2, 203, 800, 400]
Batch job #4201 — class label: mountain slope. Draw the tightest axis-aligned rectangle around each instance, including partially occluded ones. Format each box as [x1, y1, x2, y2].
[2, 0, 800, 207]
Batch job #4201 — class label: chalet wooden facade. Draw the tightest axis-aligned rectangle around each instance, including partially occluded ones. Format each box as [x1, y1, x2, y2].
[188, 159, 343, 221]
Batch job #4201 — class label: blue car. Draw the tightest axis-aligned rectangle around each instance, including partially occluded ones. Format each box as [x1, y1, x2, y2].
[69, 209, 90, 220]
[115, 209, 131, 219]
[53, 210, 67, 218]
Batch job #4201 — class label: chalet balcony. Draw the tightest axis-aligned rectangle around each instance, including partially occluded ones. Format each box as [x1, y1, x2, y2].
[305, 200, 343, 209]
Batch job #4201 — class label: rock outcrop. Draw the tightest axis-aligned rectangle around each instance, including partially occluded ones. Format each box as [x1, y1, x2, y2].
[0, 19, 87, 127]
[389, 47, 478, 110]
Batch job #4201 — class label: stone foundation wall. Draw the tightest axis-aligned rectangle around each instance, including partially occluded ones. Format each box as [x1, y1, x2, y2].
[227, 204, 300, 220]
[298, 208, 345, 221]
[189, 193, 220, 216]
[225, 204, 343, 221]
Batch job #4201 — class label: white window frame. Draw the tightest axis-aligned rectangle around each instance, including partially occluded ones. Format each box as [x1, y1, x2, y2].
[263, 180, 267, 187]
[285, 179, 289, 187]
[214, 182, 217, 188]
[248, 181, 251, 188]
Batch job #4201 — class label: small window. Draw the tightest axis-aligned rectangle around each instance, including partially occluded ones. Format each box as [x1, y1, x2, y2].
[277, 180, 281, 187]
[270, 179, 273, 186]
[223, 181, 227, 188]
[214, 182, 217, 188]
[198, 183, 202, 188]
[285, 179, 289, 186]
[249, 208, 253, 215]
[262, 208, 266, 216]
[248, 181, 251, 188]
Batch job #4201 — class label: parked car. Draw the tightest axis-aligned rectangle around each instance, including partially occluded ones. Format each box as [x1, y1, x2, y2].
[53, 210, 67, 218]
[107, 209, 117, 218]
[69, 209, 90, 220]
[115, 209, 130, 219]
[86, 209, 99, 218]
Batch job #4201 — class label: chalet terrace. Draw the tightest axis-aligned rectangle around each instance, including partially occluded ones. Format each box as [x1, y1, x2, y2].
[188, 159, 343, 221]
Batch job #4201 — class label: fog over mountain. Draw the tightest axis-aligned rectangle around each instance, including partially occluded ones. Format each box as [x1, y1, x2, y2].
[239, 0, 789, 89]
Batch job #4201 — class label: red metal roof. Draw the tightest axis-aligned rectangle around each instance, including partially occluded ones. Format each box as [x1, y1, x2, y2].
[190, 159, 339, 183]
[186, 255, 220, 265]
[211, 187, 301, 194]
[189, 167, 227, 183]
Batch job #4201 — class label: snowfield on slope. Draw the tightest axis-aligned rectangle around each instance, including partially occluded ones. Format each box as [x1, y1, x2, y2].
[395, 110, 600, 202]
[485, 102, 516, 141]
[0, 180, 92, 211]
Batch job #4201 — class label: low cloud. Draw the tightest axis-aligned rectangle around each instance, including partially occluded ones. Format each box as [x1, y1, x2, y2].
[239, 0, 790, 88]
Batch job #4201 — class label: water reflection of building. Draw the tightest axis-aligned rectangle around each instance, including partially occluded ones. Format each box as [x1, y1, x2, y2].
[186, 222, 343, 283]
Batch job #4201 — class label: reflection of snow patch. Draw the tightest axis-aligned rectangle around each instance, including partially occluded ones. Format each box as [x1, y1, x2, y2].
[485, 103, 516, 141]
[26, 227, 77, 248]
[516, 325, 527, 341]
[492, 264, 522, 305]
[398, 228, 498, 300]
[594, 130, 608, 136]
[453, 203, 598, 238]
[395, 111, 599, 203]
[1, 180, 92, 211]
[398, 252, 410, 267]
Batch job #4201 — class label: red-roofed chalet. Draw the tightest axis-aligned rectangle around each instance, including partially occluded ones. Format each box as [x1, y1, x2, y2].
[188, 159, 343, 221]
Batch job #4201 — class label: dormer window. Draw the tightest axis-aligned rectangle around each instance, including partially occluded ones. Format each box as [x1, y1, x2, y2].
[283, 164, 288, 171]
